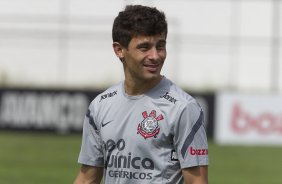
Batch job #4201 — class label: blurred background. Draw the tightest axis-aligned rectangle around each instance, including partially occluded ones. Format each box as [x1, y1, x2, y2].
[0, 0, 282, 183]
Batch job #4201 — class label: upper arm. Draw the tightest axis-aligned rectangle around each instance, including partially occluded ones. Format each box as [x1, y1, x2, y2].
[74, 164, 103, 184]
[182, 166, 208, 184]
[174, 103, 209, 168]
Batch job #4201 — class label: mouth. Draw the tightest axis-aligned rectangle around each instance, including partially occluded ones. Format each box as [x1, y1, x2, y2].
[143, 64, 160, 72]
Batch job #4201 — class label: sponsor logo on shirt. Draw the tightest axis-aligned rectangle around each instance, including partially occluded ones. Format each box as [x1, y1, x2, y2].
[137, 110, 163, 139]
[189, 147, 208, 156]
[104, 138, 154, 180]
[101, 120, 114, 127]
[99, 90, 117, 102]
[160, 92, 178, 104]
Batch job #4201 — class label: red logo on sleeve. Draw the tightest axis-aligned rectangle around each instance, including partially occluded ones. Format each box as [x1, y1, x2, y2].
[189, 147, 208, 156]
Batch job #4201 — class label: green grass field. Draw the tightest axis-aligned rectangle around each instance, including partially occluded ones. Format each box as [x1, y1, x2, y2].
[0, 131, 282, 184]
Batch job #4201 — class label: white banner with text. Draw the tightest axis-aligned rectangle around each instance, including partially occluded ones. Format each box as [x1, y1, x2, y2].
[215, 92, 282, 145]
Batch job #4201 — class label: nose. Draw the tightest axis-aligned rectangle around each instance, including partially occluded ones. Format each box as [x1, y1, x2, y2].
[148, 48, 159, 60]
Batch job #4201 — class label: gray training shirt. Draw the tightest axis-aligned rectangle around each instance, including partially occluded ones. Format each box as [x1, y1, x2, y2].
[78, 77, 209, 184]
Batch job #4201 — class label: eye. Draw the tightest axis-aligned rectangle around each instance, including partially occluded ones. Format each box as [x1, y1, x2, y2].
[156, 41, 166, 50]
[139, 46, 149, 51]
[157, 45, 166, 50]
[137, 43, 150, 52]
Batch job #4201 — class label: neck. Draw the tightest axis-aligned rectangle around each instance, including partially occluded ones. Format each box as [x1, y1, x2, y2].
[124, 76, 163, 96]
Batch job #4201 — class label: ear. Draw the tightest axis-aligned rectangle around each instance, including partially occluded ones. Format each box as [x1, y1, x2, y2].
[113, 42, 124, 59]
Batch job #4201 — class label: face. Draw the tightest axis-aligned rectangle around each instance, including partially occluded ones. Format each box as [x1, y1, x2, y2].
[114, 34, 167, 83]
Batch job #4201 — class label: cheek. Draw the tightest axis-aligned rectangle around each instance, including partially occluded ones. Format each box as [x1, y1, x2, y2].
[124, 57, 142, 71]
[163, 50, 167, 57]
[159, 55, 166, 63]
[125, 51, 143, 61]
[127, 56, 144, 67]
[158, 50, 167, 60]
[162, 54, 167, 60]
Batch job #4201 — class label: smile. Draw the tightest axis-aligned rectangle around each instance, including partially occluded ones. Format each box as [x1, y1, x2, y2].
[143, 63, 160, 68]
[143, 64, 160, 72]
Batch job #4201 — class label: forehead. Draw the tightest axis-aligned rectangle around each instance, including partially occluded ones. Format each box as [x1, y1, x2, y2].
[129, 34, 166, 46]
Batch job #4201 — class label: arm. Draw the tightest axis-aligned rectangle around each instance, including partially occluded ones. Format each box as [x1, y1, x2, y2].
[74, 164, 103, 184]
[182, 165, 208, 184]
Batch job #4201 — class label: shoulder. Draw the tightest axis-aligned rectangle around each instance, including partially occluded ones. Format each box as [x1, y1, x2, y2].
[89, 82, 122, 108]
[161, 78, 199, 108]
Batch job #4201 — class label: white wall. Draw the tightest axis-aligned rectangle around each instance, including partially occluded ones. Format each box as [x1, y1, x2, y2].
[0, 0, 281, 92]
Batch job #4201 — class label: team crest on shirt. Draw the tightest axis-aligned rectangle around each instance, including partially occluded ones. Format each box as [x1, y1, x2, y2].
[137, 110, 163, 139]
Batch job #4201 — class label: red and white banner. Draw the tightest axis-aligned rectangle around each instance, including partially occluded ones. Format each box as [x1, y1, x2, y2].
[215, 92, 282, 145]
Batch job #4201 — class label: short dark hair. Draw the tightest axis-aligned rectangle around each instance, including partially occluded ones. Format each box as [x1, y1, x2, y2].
[112, 5, 168, 48]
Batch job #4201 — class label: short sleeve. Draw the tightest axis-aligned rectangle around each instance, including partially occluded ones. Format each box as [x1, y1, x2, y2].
[174, 101, 209, 168]
[77, 106, 104, 167]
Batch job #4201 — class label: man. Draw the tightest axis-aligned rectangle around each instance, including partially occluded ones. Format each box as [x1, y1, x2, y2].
[74, 5, 208, 184]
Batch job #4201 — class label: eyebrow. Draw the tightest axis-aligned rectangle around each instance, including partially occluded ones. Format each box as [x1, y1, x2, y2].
[158, 39, 166, 44]
[136, 42, 150, 48]
[136, 39, 167, 48]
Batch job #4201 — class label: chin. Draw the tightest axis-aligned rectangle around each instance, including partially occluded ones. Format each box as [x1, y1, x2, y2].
[143, 73, 161, 81]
